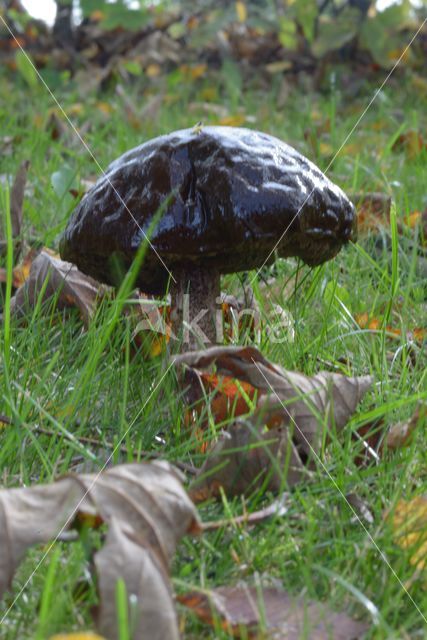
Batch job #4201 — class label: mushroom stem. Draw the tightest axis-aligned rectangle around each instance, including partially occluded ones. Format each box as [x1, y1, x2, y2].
[170, 267, 220, 349]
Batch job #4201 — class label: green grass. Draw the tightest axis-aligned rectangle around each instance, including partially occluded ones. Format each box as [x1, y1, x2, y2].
[0, 60, 426, 639]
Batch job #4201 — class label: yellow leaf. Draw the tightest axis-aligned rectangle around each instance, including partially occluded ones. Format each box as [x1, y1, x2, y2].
[146, 64, 162, 78]
[387, 47, 410, 64]
[235, 1, 247, 22]
[90, 10, 104, 22]
[67, 103, 84, 116]
[411, 74, 427, 94]
[50, 633, 106, 640]
[96, 101, 113, 116]
[12, 249, 37, 288]
[33, 113, 43, 129]
[200, 87, 218, 102]
[391, 496, 427, 570]
[179, 64, 207, 81]
[406, 210, 421, 229]
[319, 142, 333, 156]
[265, 60, 292, 74]
[218, 114, 246, 127]
[190, 64, 207, 80]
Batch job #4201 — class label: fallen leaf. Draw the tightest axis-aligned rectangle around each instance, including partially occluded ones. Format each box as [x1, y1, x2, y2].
[265, 60, 293, 74]
[95, 518, 180, 640]
[391, 495, 427, 570]
[235, 1, 247, 23]
[385, 404, 426, 450]
[0, 462, 200, 640]
[10, 249, 109, 325]
[189, 419, 306, 502]
[178, 583, 368, 638]
[49, 634, 106, 640]
[405, 210, 422, 229]
[179, 63, 207, 80]
[217, 114, 247, 127]
[354, 313, 425, 344]
[174, 346, 373, 499]
[146, 63, 162, 77]
[175, 346, 373, 449]
[0, 247, 39, 289]
[403, 207, 427, 246]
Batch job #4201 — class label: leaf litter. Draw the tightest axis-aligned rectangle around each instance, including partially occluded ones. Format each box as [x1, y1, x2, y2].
[8, 248, 109, 326]
[173, 346, 373, 500]
[178, 583, 368, 639]
[0, 149, 388, 639]
[0, 461, 200, 640]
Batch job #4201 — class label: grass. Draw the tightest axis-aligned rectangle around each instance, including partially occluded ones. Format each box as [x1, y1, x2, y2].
[0, 58, 426, 639]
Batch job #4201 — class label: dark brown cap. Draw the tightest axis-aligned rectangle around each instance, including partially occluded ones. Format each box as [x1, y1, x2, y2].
[60, 127, 356, 294]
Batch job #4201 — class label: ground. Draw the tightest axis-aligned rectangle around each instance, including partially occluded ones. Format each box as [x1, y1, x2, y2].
[0, 63, 426, 639]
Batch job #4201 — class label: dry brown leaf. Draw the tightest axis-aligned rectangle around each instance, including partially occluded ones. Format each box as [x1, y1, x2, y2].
[175, 346, 373, 499]
[95, 518, 180, 640]
[175, 345, 373, 450]
[189, 421, 306, 502]
[0, 462, 200, 640]
[178, 584, 368, 638]
[10, 249, 109, 325]
[385, 404, 426, 450]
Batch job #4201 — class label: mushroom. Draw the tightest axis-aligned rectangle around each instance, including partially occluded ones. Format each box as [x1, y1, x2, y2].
[59, 127, 356, 347]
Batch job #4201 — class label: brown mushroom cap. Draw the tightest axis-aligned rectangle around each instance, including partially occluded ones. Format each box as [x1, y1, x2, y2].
[59, 127, 356, 294]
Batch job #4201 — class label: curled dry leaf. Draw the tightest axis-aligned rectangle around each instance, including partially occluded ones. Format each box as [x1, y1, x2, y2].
[10, 248, 109, 325]
[174, 346, 373, 499]
[189, 419, 307, 502]
[0, 461, 201, 640]
[178, 583, 368, 639]
[385, 403, 426, 450]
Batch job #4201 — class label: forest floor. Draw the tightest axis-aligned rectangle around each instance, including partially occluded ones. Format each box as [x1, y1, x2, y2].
[0, 62, 426, 639]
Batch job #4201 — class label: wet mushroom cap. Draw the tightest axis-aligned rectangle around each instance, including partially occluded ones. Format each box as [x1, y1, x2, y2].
[59, 126, 356, 294]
